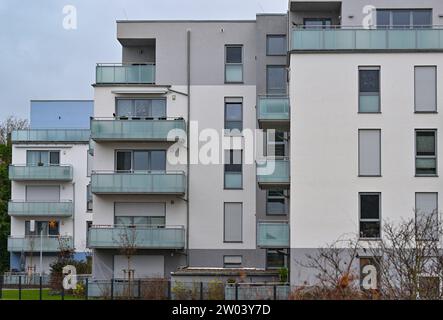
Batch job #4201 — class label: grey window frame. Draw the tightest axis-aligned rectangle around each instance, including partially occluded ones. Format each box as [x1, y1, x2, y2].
[113, 202, 166, 226]
[358, 129, 382, 177]
[266, 65, 287, 95]
[266, 131, 287, 157]
[303, 18, 332, 28]
[359, 192, 382, 239]
[223, 255, 243, 268]
[266, 35, 287, 56]
[86, 183, 93, 212]
[266, 190, 288, 216]
[223, 202, 243, 243]
[358, 66, 381, 113]
[414, 66, 437, 113]
[376, 9, 433, 29]
[224, 150, 243, 190]
[224, 98, 243, 131]
[415, 129, 438, 177]
[115, 97, 167, 118]
[115, 149, 167, 172]
[415, 192, 439, 241]
[225, 45, 244, 84]
[265, 249, 287, 270]
[26, 150, 60, 166]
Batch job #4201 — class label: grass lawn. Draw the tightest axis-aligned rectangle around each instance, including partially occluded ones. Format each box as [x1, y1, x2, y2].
[1, 288, 84, 300]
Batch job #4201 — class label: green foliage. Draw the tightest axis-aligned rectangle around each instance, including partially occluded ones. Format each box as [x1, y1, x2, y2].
[0, 143, 11, 273]
[279, 267, 289, 283]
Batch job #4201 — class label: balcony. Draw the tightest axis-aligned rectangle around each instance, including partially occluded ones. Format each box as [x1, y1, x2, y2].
[256, 158, 290, 189]
[11, 129, 90, 144]
[91, 171, 186, 195]
[87, 225, 185, 249]
[96, 63, 155, 84]
[91, 117, 186, 142]
[257, 96, 290, 130]
[7, 236, 74, 253]
[8, 201, 73, 217]
[292, 27, 443, 51]
[257, 222, 289, 248]
[9, 165, 73, 181]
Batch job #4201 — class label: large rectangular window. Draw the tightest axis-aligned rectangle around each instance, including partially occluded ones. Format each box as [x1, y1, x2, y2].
[224, 98, 243, 131]
[25, 221, 59, 236]
[359, 67, 380, 113]
[415, 66, 437, 112]
[116, 98, 166, 118]
[26, 150, 60, 166]
[266, 190, 287, 215]
[224, 150, 242, 189]
[415, 193, 438, 241]
[266, 65, 287, 95]
[416, 130, 437, 176]
[225, 45, 243, 83]
[114, 202, 166, 226]
[303, 18, 332, 28]
[115, 150, 166, 172]
[266, 131, 286, 157]
[266, 35, 287, 56]
[224, 203, 242, 242]
[266, 249, 287, 269]
[359, 193, 381, 239]
[359, 130, 381, 176]
[376, 9, 432, 29]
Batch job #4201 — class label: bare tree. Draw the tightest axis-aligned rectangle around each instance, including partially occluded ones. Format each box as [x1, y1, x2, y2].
[0, 116, 29, 144]
[117, 226, 138, 299]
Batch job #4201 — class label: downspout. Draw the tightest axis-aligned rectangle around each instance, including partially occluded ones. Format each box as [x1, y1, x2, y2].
[72, 182, 75, 258]
[185, 30, 191, 267]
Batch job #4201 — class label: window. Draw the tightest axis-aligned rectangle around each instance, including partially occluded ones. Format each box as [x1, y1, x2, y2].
[415, 130, 437, 176]
[116, 98, 166, 118]
[223, 256, 242, 268]
[359, 67, 380, 113]
[115, 150, 166, 172]
[26, 186, 60, 202]
[415, 193, 438, 241]
[359, 193, 381, 239]
[303, 18, 332, 28]
[86, 184, 93, 212]
[359, 129, 381, 176]
[224, 150, 242, 189]
[26, 150, 60, 166]
[225, 45, 243, 83]
[415, 66, 437, 112]
[266, 190, 287, 215]
[266, 66, 287, 95]
[224, 98, 243, 131]
[266, 249, 287, 269]
[25, 221, 59, 236]
[266, 35, 287, 56]
[267, 131, 286, 157]
[418, 276, 441, 299]
[359, 257, 380, 290]
[115, 203, 166, 226]
[224, 203, 242, 242]
[376, 9, 432, 29]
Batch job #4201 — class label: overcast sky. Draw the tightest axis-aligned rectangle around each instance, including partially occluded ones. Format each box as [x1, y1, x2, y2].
[0, 0, 287, 122]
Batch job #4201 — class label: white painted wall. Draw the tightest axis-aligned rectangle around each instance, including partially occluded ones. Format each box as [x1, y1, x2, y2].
[289, 53, 443, 248]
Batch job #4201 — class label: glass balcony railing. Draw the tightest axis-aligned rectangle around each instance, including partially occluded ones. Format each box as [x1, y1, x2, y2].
[11, 129, 90, 143]
[292, 27, 443, 51]
[91, 118, 186, 141]
[256, 158, 290, 188]
[87, 225, 185, 249]
[96, 63, 155, 84]
[91, 171, 186, 195]
[8, 201, 73, 217]
[257, 96, 290, 123]
[9, 165, 73, 181]
[7, 236, 74, 252]
[257, 222, 289, 248]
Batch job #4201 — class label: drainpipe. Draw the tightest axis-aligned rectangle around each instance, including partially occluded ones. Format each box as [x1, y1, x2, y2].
[72, 182, 75, 258]
[185, 30, 191, 267]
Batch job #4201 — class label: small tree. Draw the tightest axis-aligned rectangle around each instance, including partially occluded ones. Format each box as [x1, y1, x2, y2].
[117, 226, 138, 299]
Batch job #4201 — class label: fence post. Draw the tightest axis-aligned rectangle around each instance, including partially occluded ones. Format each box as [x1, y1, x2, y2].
[18, 275, 22, 300]
[273, 285, 277, 300]
[39, 276, 42, 301]
[167, 280, 171, 300]
[0, 274, 3, 300]
[235, 283, 238, 300]
[85, 277, 89, 300]
[110, 278, 114, 300]
[138, 279, 141, 299]
[200, 282, 203, 300]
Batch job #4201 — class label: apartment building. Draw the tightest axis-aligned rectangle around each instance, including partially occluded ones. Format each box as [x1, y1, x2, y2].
[8, 100, 93, 274]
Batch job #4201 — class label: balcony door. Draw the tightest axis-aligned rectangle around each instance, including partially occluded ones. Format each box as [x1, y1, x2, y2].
[26, 150, 60, 166]
[116, 150, 166, 173]
[116, 98, 166, 118]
